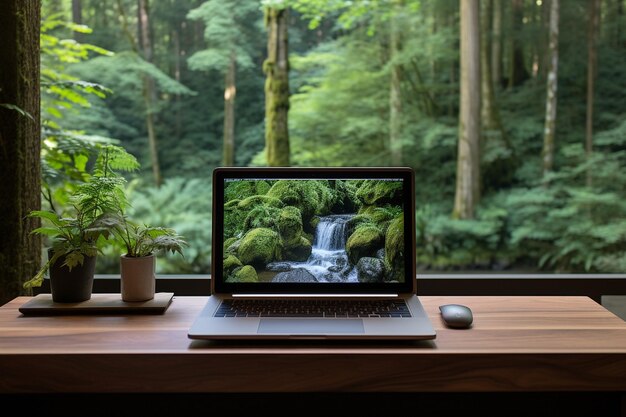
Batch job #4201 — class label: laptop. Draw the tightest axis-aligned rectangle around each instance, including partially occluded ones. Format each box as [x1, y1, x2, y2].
[187, 167, 436, 340]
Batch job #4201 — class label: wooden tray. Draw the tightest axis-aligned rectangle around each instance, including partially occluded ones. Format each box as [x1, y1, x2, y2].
[18, 292, 174, 315]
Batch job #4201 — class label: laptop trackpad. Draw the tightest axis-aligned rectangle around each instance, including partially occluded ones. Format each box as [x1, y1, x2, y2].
[258, 319, 364, 334]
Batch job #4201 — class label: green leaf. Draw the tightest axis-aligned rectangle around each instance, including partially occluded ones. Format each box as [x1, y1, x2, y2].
[63, 251, 84, 270]
[46, 106, 63, 118]
[31, 227, 62, 237]
[74, 154, 88, 172]
[28, 210, 63, 226]
[0, 103, 34, 120]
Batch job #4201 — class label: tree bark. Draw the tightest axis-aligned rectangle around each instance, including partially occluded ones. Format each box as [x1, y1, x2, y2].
[448, 12, 457, 118]
[481, 0, 499, 132]
[172, 26, 182, 141]
[508, 0, 530, 88]
[223, 51, 236, 167]
[72, 0, 82, 41]
[539, 0, 551, 81]
[585, 0, 600, 183]
[264, 7, 290, 167]
[0, 0, 42, 305]
[542, 0, 559, 177]
[137, 0, 162, 186]
[491, 0, 502, 89]
[453, 0, 481, 220]
[389, 4, 403, 166]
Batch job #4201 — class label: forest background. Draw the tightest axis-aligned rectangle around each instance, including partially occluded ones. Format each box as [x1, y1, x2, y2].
[39, 0, 626, 275]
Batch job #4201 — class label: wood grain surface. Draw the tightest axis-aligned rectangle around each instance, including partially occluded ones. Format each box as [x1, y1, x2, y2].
[17, 292, 174, 315]
[1, 296, 625, 393]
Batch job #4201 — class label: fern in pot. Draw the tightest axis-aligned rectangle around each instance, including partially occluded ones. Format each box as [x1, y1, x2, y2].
[113, 218, 187, 302]
[23, 208, 115, 302]
[24, 145, 138, 302]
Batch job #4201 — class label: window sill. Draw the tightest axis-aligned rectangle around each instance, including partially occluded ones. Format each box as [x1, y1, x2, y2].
[33, 273, 626, 303]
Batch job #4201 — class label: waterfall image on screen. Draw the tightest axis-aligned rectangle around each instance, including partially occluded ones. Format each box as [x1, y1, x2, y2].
[222, 179, 405, 284]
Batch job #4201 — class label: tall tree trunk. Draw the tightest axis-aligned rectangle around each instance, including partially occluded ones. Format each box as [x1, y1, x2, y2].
[264, 7, 290, 167]
[223, 51, 236, 167]
[453, 0, 481, 220]
[448, 12, 457, 118]
[72, 0, 82, 41]
[389, 5, 403, 166]
[585, 0, 600, 186]
[137, 0, 162, 186]
[481, 0, 515, 192]
[542, 0, 560, 177]
[539, 0, 551, 81]
[508, 0, 530, 88]
[481, 0, 499, 132]
[0, 0, 41, 305]
[491, 0, 502, 89]
[172, 26, 182, 141]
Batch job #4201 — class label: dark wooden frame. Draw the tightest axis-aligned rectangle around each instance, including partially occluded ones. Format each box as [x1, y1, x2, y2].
[33, 273, 626, 304]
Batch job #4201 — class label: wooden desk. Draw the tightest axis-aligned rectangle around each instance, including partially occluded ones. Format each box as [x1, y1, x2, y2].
[1, 296, 626, 416]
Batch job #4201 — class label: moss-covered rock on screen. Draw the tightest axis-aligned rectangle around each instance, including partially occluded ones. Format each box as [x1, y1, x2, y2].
[238, 195, 283, 210]
[226, 265, 258, 283]
[266, 180, 335, 229]
[223, 254, 243, 275]
[222, 179, 405, 283]
[346, 224, 384, 265]
[278, 206, 304, 247]
[224, 180, 271, 202]
[243, 205, 282, 234]
[237, 227, 282, 267]
[385, 215, 405, 282]
[355, 180, 403, 206]
[283, 236, 312, 262]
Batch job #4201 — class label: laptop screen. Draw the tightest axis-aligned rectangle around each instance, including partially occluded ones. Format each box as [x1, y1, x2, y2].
[212, 167, 416, 294]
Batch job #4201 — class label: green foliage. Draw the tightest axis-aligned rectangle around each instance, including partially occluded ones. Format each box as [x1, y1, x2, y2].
[505, 124, 626, 272]
[291, 0, 421, 32]
[243, 204, 282, 234]
[415, 204, 509, 270]
[35, 0, 625, 274]
[287, 39, 388, 167]
[187, 0, 260, 72]
[41, 13, 113, 125]
[38, 13, 130, 215]
[116, 178, 212, 273]
[78, 165, 188, 264]
[115, 223, 188, 258]
[74, 52, 195, 99]
[23, 145, 137, 288]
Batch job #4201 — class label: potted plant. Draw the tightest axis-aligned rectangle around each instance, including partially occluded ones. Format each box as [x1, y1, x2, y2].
[23, 145, 138, 302]
[112, 219, 187, 301]
[23, 200, 119, 303]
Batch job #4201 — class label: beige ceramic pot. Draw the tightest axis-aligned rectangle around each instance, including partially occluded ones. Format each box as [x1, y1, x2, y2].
[120, 254, 156, 302]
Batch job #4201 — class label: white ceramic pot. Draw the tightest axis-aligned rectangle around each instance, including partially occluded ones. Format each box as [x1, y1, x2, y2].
[120, 254, 156, 302]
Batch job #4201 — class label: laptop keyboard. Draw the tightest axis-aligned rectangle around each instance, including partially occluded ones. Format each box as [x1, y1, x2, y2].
[214, 299, 412, 318]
